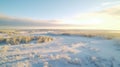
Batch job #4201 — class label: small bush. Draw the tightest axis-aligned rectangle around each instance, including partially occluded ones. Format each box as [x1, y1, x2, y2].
[0, 35, 53, 45]
[37, 36, 53, 43]
[0, 45, 9, 52]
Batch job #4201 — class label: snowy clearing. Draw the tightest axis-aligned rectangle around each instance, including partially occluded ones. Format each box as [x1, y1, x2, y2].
[0, 32, 120, 67]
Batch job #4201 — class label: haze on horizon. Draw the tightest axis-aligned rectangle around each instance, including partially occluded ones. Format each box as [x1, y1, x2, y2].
[0, 0, 120, 30]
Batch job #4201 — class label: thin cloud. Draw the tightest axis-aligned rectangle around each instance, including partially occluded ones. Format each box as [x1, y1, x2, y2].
[75, 5, 120, 21]
[0, 14, 62, 27]
[0, 14, 92, 29]
[101, 1, 120, 6]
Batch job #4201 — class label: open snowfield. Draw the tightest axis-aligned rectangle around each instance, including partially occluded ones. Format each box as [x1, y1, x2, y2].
[0, 31, 120, 67]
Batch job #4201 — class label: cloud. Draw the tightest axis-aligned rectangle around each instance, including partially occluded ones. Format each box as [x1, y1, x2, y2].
[0, 14, 91, 29]
[101, 1, 120, 6]
[0, 14, 62, 27]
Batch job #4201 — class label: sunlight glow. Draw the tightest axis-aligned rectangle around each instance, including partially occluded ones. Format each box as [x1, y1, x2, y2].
[62, 17, 104, 25]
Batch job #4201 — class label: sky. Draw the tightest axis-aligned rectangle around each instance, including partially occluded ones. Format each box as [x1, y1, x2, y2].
[0, 0, 120, 30]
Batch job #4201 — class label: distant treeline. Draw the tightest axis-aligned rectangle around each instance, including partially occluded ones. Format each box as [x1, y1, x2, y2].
[0, 36, 53, 45]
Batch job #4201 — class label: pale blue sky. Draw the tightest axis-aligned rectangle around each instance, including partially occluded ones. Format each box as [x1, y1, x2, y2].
[0, 0, 115, 19]
[0, 0, 120, 30]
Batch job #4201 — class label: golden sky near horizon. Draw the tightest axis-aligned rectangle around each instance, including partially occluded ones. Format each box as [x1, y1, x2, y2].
[58, 5, 120, 30]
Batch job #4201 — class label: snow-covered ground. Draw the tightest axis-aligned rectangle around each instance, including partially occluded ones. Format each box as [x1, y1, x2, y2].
[0, 33, 120, 67]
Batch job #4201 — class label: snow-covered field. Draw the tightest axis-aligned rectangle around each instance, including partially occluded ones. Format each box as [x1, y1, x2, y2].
[0, 32, 120, 67]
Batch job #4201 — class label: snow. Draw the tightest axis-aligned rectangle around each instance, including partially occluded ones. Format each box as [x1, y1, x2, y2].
[0, 32, 120, 67]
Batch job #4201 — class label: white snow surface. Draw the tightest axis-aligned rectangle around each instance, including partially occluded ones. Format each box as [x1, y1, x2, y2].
[0, 33, 120, 67]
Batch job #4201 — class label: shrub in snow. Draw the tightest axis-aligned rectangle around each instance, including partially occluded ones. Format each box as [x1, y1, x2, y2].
[15, 48, 20, 52]
[67, 58, 81, 65]
[44, 62, 48, 67]
[29, 53, 34, 58]
[16, 55, 21, 60]
[13, 62, 31, 67]
[24, 60, 31, 67]
[0, 35, 53, 45]
[38, 55, 44, 59]
[22, 44, 31, 47]
[37, 36, 53, 43]
[91, 56, 97, 62]
[2, 57, 8, 63]
[49, 54, 55, 60]
[0, 45, 9, 52]
[55, 54, 60, 59]
[0, 36, 4, 42]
